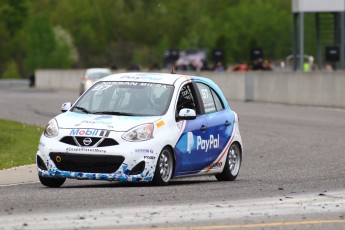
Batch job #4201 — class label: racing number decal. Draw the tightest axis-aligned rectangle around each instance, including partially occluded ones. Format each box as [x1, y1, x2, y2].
[201, 88, 209, 100]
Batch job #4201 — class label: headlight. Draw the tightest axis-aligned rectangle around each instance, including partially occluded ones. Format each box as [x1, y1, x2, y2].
[44, 119, 59, 138]
[122, 124, 154, 141]
[85, 80, 93, 88]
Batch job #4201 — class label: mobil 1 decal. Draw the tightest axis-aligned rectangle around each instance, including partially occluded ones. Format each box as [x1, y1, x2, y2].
[69, 129, 110, 137]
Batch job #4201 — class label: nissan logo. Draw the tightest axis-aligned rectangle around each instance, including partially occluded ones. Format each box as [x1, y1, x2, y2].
[83, 137, 92, 146]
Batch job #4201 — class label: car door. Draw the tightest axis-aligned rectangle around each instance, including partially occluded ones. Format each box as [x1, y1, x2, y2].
[195, 82, 234, 167]
[174, 83, 211, 176]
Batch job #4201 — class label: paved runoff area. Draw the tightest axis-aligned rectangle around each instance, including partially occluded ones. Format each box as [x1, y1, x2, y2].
[0, 165, 38, 186]
[0, 86, 344, 230]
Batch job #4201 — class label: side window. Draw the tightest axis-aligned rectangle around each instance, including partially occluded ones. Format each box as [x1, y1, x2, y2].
[196, 83, 225, 113]
[196, 83, 216, 113]
[211, 89, 225, 111]
[176, 84, 197, 114]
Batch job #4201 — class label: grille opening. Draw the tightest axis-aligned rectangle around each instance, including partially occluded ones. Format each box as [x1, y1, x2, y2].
[75, 137, 101, 147]
[97, 138, 119, 147]
[37, 155, 48, 170]
[129, 161, 145, 175]
[59, 136, 118, 147]
[50, 152, 124, 174]
[60, 136, 76, 146]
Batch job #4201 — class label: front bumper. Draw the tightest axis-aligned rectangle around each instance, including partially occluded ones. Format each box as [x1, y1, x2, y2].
[37, 165, 153, 182]
[37, 131, 162, 183]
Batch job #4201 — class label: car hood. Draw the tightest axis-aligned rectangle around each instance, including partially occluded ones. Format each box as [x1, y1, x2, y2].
[55, 111, 161, 132]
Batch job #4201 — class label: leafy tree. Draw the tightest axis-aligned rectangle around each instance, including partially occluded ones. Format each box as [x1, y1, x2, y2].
[0, 0, 28, 36]
[2, 60, 21, 79]
[24, 15, 73, 74]
[0, 0, 28, 77]
[1, 0, 318, 74]
[0, 22, 11, 77]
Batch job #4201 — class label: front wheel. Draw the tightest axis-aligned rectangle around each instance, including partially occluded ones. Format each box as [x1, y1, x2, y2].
[152, 148, 174, 186]
[215, 143, 242, 181]
[39, 175, 66, 188]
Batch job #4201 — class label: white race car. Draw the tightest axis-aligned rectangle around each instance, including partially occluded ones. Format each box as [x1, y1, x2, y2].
[37, 72, 243, 187]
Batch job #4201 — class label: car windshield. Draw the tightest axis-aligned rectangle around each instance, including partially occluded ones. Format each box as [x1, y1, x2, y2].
[73, 81, 174, 116]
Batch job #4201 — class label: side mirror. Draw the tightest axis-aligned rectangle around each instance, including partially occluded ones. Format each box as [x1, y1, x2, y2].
[177, 108, 196, 120]
[61, 102, 71, 113]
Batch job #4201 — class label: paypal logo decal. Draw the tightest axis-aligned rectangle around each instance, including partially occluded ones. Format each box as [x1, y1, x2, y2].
[187, 132, 194, 154]
[186, 132, 220, 153]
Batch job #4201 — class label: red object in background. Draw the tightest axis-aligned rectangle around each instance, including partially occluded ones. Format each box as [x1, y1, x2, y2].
[233, 63, 249, 72]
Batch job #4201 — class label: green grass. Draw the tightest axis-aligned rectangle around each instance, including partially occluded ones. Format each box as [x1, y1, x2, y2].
[0, 120, 43, 169]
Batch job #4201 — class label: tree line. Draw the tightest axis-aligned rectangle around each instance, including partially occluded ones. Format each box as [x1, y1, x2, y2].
[0, 0, 317, 79]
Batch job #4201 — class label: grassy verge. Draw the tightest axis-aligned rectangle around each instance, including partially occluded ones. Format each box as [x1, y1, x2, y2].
[0, 120, 43, 169]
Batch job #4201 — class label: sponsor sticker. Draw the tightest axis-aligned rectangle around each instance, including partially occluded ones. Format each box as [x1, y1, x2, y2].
[186, 132, 220, 153]
[135, 149, 153, 153]
[98, 81, 139, 87]
[81, 120, 112, 125]
[93, 81, 168, 91]
[156, 120, 165, 128]
[94, 115, 112, 120]
[197, 134, 220, 152]
[187, 132, 194, 154]
[208, 162, 223, 168]
[138, 83, 167, 88]
[77, 115, 113, 125]
[66, 147, 106, 153]
[120, 76, 163, 81]
[69, 129, 110, 137]
[144, 156, 155, 160]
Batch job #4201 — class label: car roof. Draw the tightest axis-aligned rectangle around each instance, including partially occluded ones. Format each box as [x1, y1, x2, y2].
[100, 72, 205, 85]
[86, 68, 112, 73]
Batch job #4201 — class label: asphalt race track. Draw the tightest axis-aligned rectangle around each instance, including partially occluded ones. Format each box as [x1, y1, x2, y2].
[0, 86, 344, 230]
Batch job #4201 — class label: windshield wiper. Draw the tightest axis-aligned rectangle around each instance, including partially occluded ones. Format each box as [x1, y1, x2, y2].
[73, 106, 93, 114]
[93, 111, 135, 116]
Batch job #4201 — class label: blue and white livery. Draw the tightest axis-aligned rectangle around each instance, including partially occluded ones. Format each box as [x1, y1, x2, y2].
[36, 72, 243, 187]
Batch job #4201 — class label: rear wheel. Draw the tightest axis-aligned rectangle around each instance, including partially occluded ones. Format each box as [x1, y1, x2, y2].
[39, 175, 66, 188]
[216, 143, 241, 181]
[152, 148, 174, 186]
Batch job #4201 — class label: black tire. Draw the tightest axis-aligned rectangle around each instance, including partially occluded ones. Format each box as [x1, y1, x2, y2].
[39, 175, 66, 188]
[152, 148, 174, 186]
[215, 143, 242, 181]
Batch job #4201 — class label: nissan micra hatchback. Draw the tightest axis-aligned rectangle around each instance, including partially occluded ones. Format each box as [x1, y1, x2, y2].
[37, 72, 243, 187]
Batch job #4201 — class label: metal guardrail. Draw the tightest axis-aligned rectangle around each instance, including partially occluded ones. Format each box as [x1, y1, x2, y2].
[0, 79, 29, 86]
